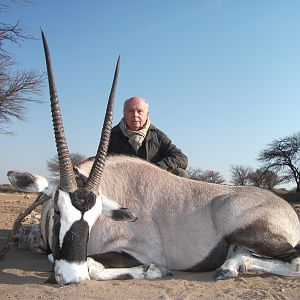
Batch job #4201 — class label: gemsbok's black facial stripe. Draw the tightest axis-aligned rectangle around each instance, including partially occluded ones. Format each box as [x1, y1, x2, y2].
[60, 219, 90, 262]
[45, 209, 52, 254]
[53, 190, 60, 214]
[51, 210, 62, 260]
[70, 189, 96, 212]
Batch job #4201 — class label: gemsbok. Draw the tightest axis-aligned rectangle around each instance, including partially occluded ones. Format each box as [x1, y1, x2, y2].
[7, 30, 300, 284]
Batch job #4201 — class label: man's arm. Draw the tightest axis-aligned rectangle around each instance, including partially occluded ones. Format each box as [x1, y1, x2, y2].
[155, 130, 188, 171]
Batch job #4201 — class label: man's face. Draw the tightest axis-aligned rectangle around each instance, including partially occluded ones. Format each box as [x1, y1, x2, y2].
[124, 98, 149, 131]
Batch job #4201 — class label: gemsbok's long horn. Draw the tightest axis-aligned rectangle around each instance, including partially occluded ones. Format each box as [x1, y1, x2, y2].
[41, 29, 77, 193]
[85, 56, 120, 195]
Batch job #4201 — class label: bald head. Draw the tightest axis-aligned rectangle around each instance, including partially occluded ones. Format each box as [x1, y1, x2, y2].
[123, 97, 149, 112]
[123, 96, 149, 131]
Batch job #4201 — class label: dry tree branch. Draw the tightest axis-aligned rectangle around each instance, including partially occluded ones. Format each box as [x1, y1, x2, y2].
[0, 192, 51, 260]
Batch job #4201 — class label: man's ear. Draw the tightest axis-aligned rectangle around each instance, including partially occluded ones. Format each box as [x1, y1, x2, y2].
[102, 197, 137, 222]
[7, 171, 48, 193]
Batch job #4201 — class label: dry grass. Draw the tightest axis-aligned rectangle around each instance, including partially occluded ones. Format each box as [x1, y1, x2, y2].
[0, 184, 18, 193]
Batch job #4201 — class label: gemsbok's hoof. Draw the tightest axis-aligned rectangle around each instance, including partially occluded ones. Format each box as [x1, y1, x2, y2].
[213, 267, 238, 280]
[291, 257, 300, 272]
[143, 263, 174, 279]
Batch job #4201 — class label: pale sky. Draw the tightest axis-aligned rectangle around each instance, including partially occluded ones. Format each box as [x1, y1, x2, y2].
[0, 0, 299, 189]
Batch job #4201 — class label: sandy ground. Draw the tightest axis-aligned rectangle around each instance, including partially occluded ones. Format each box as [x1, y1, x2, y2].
[0, 192, 300, 299]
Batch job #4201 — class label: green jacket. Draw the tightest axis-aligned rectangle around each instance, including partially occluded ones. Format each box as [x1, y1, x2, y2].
[108, 123, 188, 173]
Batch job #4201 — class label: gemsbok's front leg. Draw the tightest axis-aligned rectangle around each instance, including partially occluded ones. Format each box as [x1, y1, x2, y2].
[87, 258, 173, 280]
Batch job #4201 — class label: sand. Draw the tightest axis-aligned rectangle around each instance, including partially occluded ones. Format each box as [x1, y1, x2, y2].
[0, 192, 299, 299]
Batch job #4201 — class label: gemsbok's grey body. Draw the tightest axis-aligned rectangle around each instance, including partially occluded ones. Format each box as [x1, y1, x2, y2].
[7, 31, 300, 284]
[77, 155, 300, 272]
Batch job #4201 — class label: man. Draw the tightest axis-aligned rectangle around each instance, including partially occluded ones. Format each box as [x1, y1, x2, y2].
[108, 96, 188, 177]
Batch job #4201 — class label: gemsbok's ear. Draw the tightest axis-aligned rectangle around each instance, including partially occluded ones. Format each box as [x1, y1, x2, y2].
[7, 171, 48, 193]
[109, 207, 137, 222]
[102, 197, 137, 222]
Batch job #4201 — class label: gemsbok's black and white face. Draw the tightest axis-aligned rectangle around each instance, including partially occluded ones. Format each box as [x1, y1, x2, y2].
[8, 30, 136, 284]
[49, 187, 136, 284]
